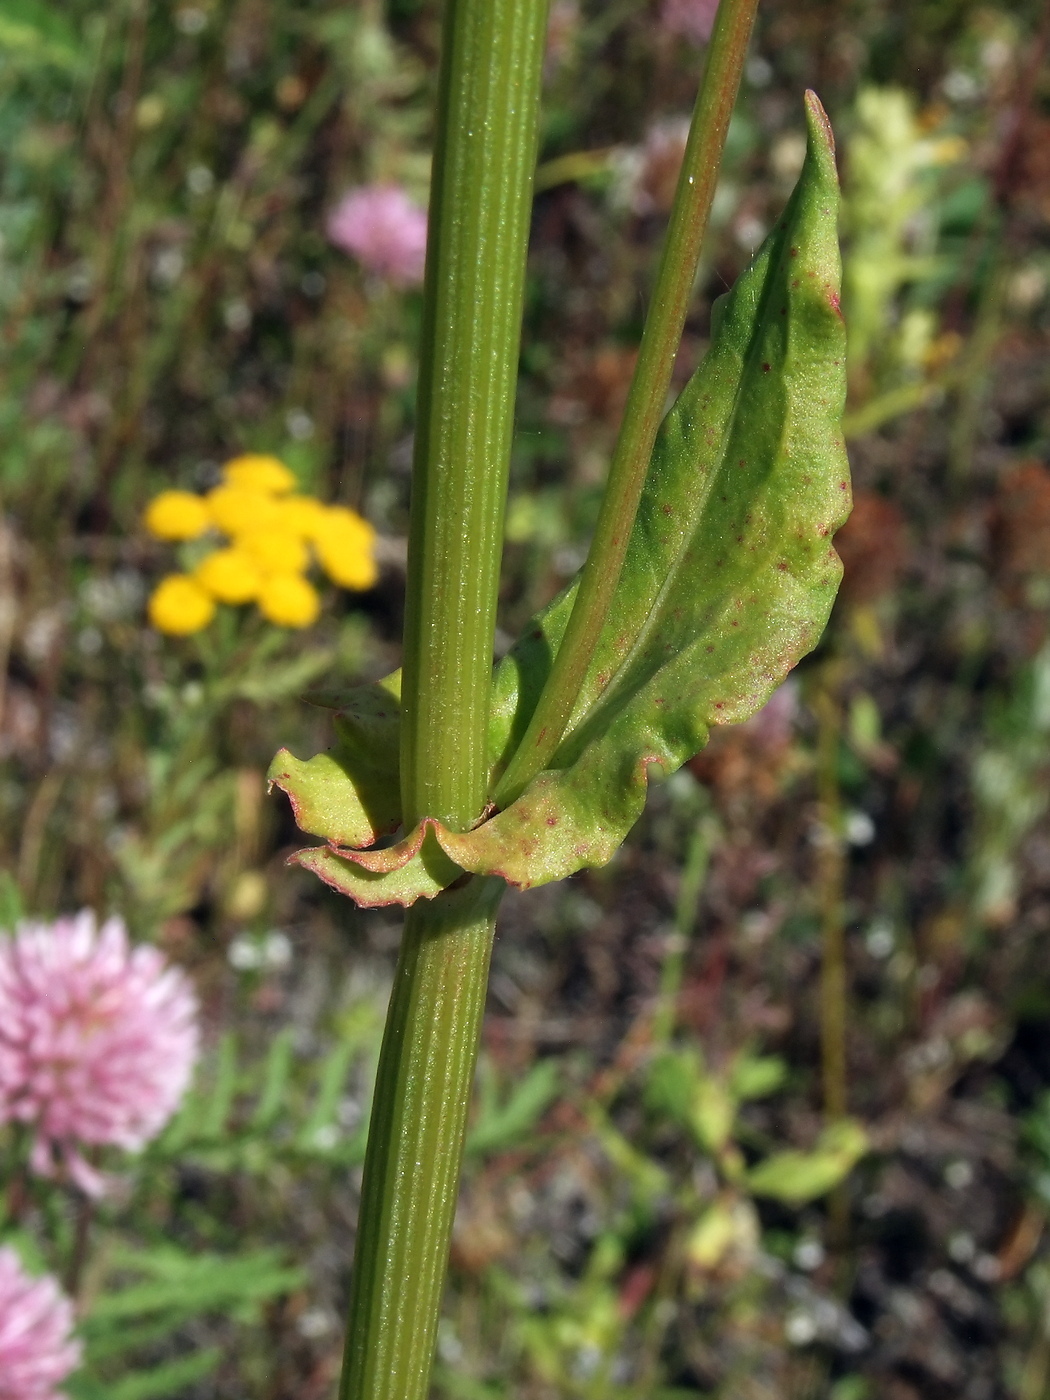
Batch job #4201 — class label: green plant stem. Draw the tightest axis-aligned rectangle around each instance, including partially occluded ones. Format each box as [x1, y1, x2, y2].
[494, 0, 760, 810]
[340, 0, 547, 1394]
[840, 368, 960, 439]
[947, 248, 1007, 488]
[339, 877, 503, 1400]
[815, 679, 849, 1252]
[534, 145, 617, 192]
[651, 814, 718, 1047]
[400, 0, 549, 833]
[815, 683, 847, 1122]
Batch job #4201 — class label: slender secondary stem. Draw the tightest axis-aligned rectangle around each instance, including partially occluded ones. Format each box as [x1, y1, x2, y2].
[815, 683, 847, 1122]
[400, 0, 549, 833]
[494, 0, 760, 810]
[651, 814, 718, 1048]
[338, 878, 504, 1400]
[815, 677, 850, 1251]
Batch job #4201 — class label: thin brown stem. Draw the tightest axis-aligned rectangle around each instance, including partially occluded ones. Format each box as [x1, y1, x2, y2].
[64, 1194, 95, 1298]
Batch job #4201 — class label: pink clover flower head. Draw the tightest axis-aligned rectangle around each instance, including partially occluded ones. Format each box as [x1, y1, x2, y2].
[0, 1247, 81, 1400]
[0, 912, 200, 1197]
[326, 184, 428, 286]
[659, 0, 719, 44]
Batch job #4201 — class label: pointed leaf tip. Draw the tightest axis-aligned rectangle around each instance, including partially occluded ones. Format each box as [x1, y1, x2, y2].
[803, 90, 838, 172]
[446, 91, 850, 892]
[274, 96, 851, 907]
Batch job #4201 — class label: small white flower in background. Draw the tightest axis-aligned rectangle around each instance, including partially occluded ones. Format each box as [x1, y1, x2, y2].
[175, 6, 208, 35]
[297, 1307, 335, 1339]
[865, 920, 895, 958]
[785, 1309, 818, 1347]
[223, 300, 251, 333]
[845, 810, 876, 846]
[228, 930, 292, 972]
[285, 409, 314, 441]
[792, 1238, 826, 1272]
[186, 164, 214, 196]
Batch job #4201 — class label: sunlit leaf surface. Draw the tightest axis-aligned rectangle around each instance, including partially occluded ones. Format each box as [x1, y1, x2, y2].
[273, 94, 850, 905]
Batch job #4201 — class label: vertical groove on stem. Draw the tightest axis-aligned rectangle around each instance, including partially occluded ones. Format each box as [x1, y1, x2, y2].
[341, 0, 547, 1393]
[400, 0, 550, 833]
[338, 878, 503, 1400]
[494, 0, 760, 810]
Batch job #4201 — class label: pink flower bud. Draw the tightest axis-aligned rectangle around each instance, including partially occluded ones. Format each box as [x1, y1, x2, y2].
[659, 0, 719, 44]
[326, 184, 428, 286]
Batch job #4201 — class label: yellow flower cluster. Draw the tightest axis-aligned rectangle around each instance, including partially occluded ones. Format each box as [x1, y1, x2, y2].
[144, 454, 378, 634]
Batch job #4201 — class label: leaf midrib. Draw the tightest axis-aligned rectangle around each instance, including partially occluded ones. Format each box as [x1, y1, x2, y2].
[546, 189, 804, 773]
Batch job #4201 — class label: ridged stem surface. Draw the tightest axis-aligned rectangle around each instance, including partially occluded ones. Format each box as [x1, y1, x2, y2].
[338, 878, 503, 1400]
[340, 0, 548, 1393]
[400, 0, 549, 832]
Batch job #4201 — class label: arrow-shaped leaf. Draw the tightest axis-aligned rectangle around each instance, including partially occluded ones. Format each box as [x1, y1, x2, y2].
[271, 92, 849, 905]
